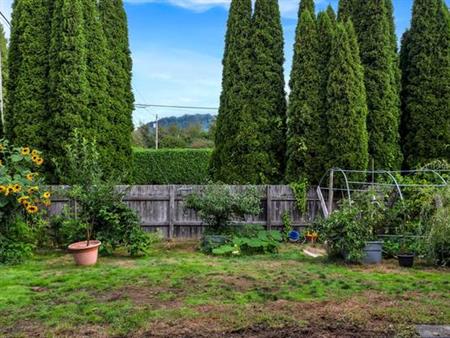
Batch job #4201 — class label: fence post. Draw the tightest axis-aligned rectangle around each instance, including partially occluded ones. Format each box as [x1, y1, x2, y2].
[328, 170, 334, 214]
[266, 185, 272, 230]
[168, 185, 175, 239]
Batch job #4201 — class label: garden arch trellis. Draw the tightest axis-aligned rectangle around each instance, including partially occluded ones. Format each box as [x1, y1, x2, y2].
[317, 168, 449, 218]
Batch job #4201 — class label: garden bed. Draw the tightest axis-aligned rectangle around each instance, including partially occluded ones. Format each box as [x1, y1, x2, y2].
[0, 242, 449, 337]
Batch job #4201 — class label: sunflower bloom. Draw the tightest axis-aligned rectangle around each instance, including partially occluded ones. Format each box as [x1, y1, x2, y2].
[42, 191, 51, 199]
[26, 173, 34, 181]
[36, 157, 44, 166]
[6, 185, 14, 196]
[31, 150, 39, 156]
[0, 185, 6, 194]
[18, 196, 30, 204]
[28, 186, 39, 195]
[21, 147, 31, 156]
[13, 184, 22, 193]
[23, 200, 30, 207]
[26, 205, 39, 214]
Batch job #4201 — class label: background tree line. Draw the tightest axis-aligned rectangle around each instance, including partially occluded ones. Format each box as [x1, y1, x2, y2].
[211, 0, 450, 185]
[1, 0, 134, 183]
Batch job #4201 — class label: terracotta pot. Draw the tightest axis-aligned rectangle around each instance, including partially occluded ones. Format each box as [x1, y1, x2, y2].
[68, 240, 101, 266]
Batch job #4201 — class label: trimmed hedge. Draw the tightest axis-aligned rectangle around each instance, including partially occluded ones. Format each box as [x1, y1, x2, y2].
[132, 148, 212, 184]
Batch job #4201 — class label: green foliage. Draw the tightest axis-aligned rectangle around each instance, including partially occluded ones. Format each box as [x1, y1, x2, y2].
[132, 148, 212, 184]
[185, 185, 261, 234]
[286, 10, 323, 184]
[212, 228, 282, 256]
[400, 0, 450, 168]
[325, 21, 369, 174]
[5, 0, 51, 149]
[98, 0, 134, 179]
[0, 218, 35, 264]
[349, 0, 403, 170]
[210, 0, 254, 184]
[281, 211, 293, 241]
[245, 0, 287, 183]
[0, 23, 7, 138]
[319, 200, 373, 263]
[427, 186, 450, 266]
[290, 179, 309, 214]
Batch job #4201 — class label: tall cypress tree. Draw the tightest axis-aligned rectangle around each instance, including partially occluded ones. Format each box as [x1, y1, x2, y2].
[337, 0, 354, 21]
[286, 10, 322, 183]
[98, 0, 134, 180]
[350, 0, 403, 170]
[247, 0, 287, 183]
[326, 5, 337, 22]
[82, 0, 112, 173]
[48, 0, 89, 179]
[400, 0, 450, 167]
[210, 0, 253, 183]
[299, 0, 315, 17]
[326, 21, 369, 172]
[6, 0, 51, 149]
[0, 24, 7, 138]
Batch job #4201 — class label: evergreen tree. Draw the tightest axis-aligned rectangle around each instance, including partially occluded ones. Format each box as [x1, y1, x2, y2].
[82, 0, 112, 173]
[48, 0, 89, 179]
[326, 21, 369, 172]
[209, 0, 253, 183]
[326, 5, 337, 22]
[98, 0, 134, 180]
[299, 0, 315, 17]
[400, 0, 450, 167]
[0, 24, 7, 138]
[246, 0, 287, 183]
[337, 0, 354, 21]
[350, 0, 403, 170]
[5, 0, 51, 149]
[286, 10, 322, 183]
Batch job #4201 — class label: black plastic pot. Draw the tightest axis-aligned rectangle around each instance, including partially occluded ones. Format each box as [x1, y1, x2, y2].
[398, 254, 414, 267]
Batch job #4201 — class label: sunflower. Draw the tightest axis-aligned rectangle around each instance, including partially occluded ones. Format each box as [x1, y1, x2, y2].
[26, 173, 34, 181]
[0, 185, 6, 194]
[28, 186, 39, 195]
[36, 157, 44, 166]
[13, 184, 22, 193]
[42, 191, 51, 199]
[6, 185, 15, 196]
[22, 200, 30, 207]
[21, 147, 31, 156]
[31, 149, 39, 156]
[26, 205, 39, 214]
[18, 196, 30, 204]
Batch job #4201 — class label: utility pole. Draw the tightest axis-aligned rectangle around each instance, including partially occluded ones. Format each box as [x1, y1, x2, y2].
[155, 114, 159, 150]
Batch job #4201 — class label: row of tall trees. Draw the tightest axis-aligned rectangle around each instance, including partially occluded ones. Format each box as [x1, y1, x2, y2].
[0, 24, 7, 137]
[5, 0, 134, 182]
[212, 0, 450, 185]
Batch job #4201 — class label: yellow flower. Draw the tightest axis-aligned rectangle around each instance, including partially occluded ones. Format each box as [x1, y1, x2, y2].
[28, 186, 39, 195]
[6, 185, 15, 196]
[36, 157, 44, 166]
[21, 147, 31, 156]
[42, 191, 51, 199]
[23, 200, 30, 207]
[31, 149, 39, 156]
[18, 196, 30, 204]
[13, 184, 22, 193]
[0, 185, 6, 194]
[26, 173, 34, 181]
[26, 205, 39, 214]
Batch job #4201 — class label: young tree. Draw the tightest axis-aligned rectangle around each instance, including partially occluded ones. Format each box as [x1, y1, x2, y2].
[209, 0, 253, 183]
[48, 0, 89, 180]
[0, 23, 7, 138]
[98, 0, 134, 180]
[325, 21, 369, 172]
[350, 0, 403, 170]
[247, 0, 287, 183]
[400, 0, 450, 168]
[286, 10, 322, 183]
[5, 0, 51, 149]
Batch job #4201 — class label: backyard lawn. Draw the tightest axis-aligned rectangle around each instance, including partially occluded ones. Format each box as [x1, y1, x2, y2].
[1, 241, 449, 337]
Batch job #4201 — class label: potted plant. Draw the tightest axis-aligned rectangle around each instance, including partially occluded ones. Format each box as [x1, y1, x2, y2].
[67, 219, 101, 266]
[397, 237, 415, 268]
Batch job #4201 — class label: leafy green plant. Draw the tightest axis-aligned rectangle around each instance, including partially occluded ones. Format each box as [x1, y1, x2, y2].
[281, 211, 293, 241]
[290, 179, 308, 214]
[319, 200, 372, 263]
[185, 185, 261, 234]
[427, 186, 450, 266]
[212, 226, 282, 256]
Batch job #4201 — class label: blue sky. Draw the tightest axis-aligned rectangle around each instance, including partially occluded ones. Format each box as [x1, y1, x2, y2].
[2, 0, 450, 125]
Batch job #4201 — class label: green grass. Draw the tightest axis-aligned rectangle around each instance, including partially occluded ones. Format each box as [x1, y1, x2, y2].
[0, 242, 449, 337]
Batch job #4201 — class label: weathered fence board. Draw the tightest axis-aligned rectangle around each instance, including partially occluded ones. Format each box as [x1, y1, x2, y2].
[49, 185, 327, 239]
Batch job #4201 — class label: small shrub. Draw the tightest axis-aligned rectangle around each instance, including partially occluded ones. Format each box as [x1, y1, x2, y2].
[185, 185, 261, 234]
[132, 148, 212, 184]
[427, 186, 450, 266]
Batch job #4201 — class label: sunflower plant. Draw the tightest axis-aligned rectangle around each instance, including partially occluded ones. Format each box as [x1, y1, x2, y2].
[0, 140, 51, 264]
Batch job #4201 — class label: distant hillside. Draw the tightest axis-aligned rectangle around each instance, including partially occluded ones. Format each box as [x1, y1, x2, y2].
[148, 114, 215, 131]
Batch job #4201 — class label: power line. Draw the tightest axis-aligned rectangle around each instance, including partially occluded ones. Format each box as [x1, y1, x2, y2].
[0, 10, 11, 27]
[135, 103, 218, 111]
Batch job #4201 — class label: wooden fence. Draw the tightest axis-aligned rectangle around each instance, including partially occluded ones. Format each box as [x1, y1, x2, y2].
[49, 185, 327, 239]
